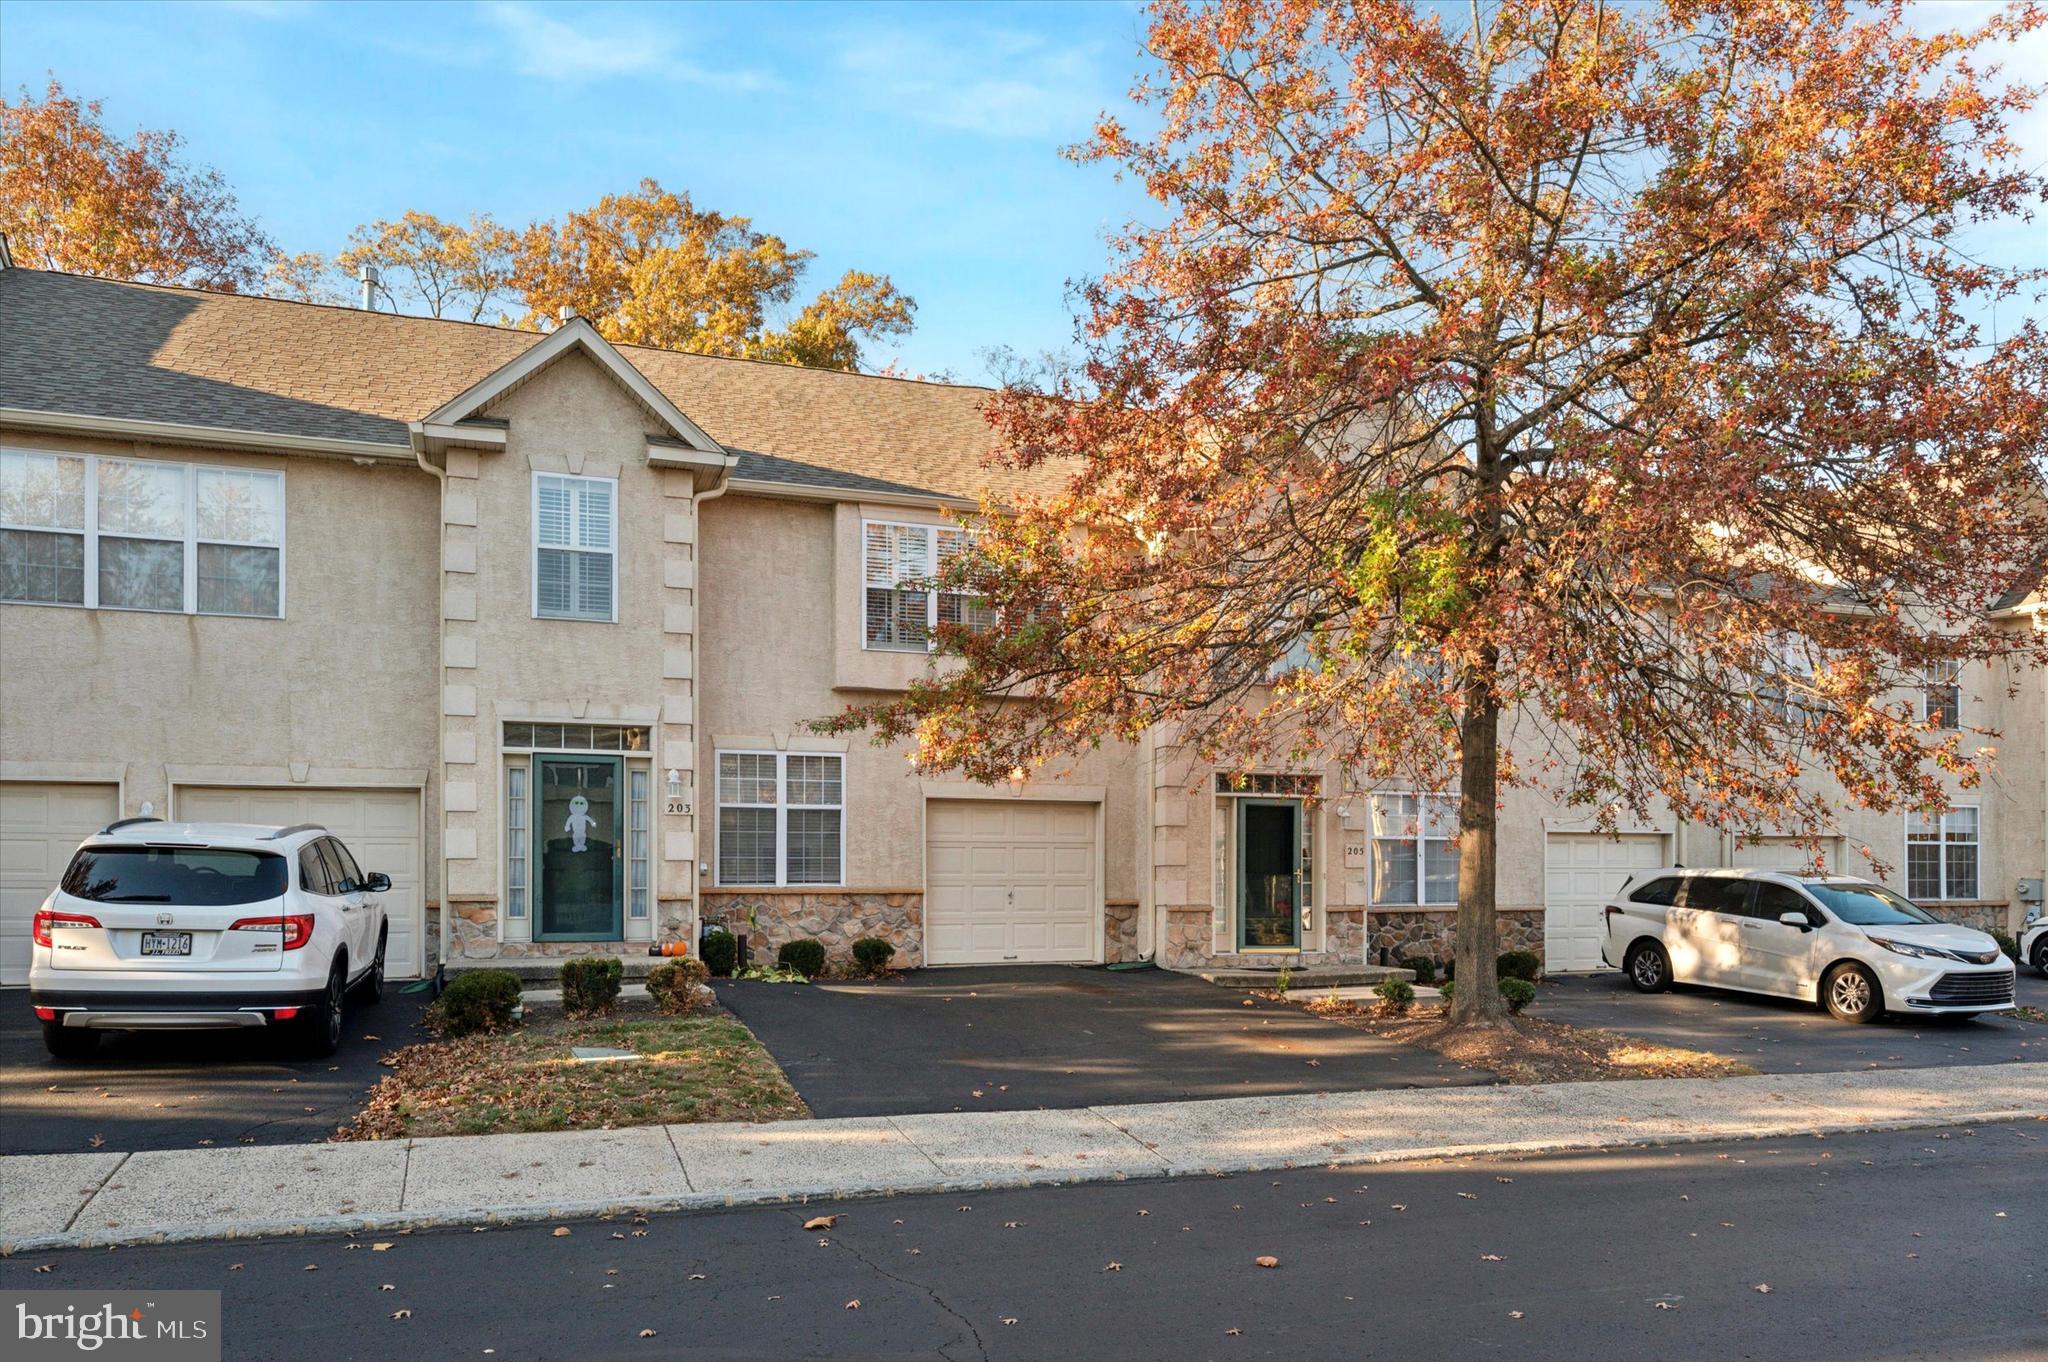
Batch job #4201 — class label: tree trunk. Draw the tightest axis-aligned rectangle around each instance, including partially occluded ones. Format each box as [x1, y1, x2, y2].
[1448, 656, 1504, 1023]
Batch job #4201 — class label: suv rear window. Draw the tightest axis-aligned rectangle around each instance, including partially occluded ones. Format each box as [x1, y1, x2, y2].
[61, 847, 288, 906]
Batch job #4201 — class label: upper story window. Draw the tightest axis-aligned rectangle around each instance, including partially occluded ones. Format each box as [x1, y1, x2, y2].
[1920, 660, 1962, 728]
[862, 519, 994, 651]
[0, 449, 283, 617]
[533, 473, 615, 622]
[1906, 806, 1978, 901]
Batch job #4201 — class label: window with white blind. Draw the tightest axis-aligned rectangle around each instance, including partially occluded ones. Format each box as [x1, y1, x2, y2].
[862, 519, 995, 651]
[1, 448, 284, 616]
[716, 751, 844, 886]
[1906, 806, 1978, 900]
[533, 472, 616, 621]
[1369, 791, 1460, 906]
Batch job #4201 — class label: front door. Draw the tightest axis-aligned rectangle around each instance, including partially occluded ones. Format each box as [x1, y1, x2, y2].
[1238, 799, 1301, 950]
[533, 755, 623, 942]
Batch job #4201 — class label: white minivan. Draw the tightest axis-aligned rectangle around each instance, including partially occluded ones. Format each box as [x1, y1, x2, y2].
[1601, 868, 2015, 1023]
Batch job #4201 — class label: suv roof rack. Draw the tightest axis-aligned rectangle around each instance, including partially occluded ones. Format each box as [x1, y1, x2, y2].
[266, 823, 327, 840]
[99, 815, 163, 835]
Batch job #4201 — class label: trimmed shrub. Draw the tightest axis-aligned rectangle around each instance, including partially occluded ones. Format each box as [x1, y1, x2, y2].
[1993, 931, 2020, 962]
[1374, 979, 1415, 1012]
[1497, 949, 1542, 983]
[1437, 979, 1455, 1003]
[1500, 977, 1537, 1014]
[560, 957, 623, 1017]
[1404, 957, 1437, 985]
[647, 958, 710, 1015]
[851, 937, 897, 977]
[701, 930, 737, 978]
[428, 970, 521, 1037]
[776, 938, 828, 978]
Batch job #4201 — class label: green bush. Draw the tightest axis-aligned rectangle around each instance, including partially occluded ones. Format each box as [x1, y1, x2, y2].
[1992, 931, 2019, 962]
[1500, 978, 1537, 1014]
[851, 937, 897, 977]
[428, 970, 521, 1037]
[1497, 950, 1542, 983]
[1374, 979, 1415, 1012]
[1403, 957, 1437, 985]
[701, 930, 737, 978]
[560, 957, 623, 1017]
[647, 958, 710, 1015]
[1437, 979, 1455, 1003]
[776, 938, 828, 978]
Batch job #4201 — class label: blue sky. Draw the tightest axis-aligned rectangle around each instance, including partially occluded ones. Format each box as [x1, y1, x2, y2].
[0, 0, 1156, 380]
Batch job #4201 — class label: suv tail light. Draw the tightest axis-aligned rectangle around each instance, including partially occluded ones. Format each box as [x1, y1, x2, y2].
[229, 914, 315, 950]
[32, 908, 101, 947]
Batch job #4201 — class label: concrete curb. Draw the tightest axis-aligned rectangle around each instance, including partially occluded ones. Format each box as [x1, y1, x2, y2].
[4, 1064, 2042, 1256]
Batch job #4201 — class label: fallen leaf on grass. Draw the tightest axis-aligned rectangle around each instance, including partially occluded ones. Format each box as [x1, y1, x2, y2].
[802, 1215, 838, 1231]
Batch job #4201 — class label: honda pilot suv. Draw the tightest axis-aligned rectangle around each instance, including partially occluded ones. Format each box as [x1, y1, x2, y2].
[27, 817, 390, 1060]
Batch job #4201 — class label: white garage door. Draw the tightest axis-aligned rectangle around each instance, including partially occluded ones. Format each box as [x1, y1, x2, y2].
[177, 786, 425, 979]
[1544, 832, 1669, 973]
[926, 800, 1099, 965]
[1731, 837, 1835, 874]
[1, 782, 121, 985]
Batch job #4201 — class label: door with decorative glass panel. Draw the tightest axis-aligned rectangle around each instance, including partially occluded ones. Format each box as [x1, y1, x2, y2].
[533, 755, 623, 941]
[1237, 799, 1302, 949]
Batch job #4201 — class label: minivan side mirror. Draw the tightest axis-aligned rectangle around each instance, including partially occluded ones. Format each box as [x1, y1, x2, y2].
[362, 871, 393, 894]
[1778, 910, 1813, 931]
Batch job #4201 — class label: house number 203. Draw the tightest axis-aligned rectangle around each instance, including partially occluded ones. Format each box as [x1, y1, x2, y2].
[665, 799, 691, 816]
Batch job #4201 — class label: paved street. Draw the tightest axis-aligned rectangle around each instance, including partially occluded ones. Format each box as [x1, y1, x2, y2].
[0, 989, 432, 1155]
[5, 1122, 2038, 1361]
[1535, 970, 2048, 1072]
[717, 965, 1491, 1117]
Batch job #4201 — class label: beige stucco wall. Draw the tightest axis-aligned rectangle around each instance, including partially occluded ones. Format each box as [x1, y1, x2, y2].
[0, 426, 441, 894]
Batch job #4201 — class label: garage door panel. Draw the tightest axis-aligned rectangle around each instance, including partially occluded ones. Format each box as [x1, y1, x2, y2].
[1545, 832, 1667, 974]
[1, 782, 121, 985]
[926, 799, 1100, 965]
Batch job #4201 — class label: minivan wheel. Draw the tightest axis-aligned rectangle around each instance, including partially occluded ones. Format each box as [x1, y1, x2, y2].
[1624, 941, 1672, 993]
[355, 927, 386, 1005]
[2033, 936, 2048, 979]
[41, 1020, 98, 1062]
[303, 960, 346, 1058]
[1822, 963, 1883, 1023]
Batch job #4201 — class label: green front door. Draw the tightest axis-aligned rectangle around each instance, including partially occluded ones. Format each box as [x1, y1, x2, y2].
[533, 754, 624, 941]
[1238, 798, 1302, 949]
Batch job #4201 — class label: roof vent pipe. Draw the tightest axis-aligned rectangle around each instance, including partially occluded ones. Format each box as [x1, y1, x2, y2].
[359, 264, 382, 311]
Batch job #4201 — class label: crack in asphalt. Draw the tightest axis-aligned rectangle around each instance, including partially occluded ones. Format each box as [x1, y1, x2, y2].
[817, 1220, 990, 1362]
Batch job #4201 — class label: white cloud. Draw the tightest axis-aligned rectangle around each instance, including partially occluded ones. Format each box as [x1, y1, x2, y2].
[475, 2, 777, 90]
[838, 23, 1119, 140]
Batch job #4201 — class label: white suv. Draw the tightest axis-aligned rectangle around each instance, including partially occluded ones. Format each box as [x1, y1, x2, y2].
[27, 817, 390, 1060]
[1601, 867, 2015, 1023]
[2021, 908, 2047, 978]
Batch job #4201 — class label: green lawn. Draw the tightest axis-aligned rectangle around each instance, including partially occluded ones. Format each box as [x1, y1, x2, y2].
[337, 1012, 808, 1140]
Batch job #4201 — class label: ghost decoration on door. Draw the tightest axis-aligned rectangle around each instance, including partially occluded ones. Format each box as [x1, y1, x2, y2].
[565, 793, 595, 853]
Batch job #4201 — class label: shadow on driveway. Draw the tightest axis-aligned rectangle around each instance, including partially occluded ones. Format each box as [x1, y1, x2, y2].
[1534, 971, 2048, 1074]
[0, 987, 433, 1155]
[714, 964, 1494, 1117]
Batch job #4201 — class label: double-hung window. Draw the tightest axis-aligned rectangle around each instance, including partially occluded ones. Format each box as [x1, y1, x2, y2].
[1369, 791, 1460, 906]
[533, 473, 616, 621]
[1920, 661, 1962, 728]
[1, 450, 285, 616]
[716, 751, 844, 886]
[861, 519, 993, 650]
[1906, 807, 1978, 901]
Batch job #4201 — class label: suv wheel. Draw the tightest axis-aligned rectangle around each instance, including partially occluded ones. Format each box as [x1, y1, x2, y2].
[1823, 963, 1883, 1023]
[303, 959, 347, 1058]
[2033, 935, 2048, 979]
[1624, 940, 1672, 993]
[355, 926, 387, 1005]
[41, 1020, 98, 1062]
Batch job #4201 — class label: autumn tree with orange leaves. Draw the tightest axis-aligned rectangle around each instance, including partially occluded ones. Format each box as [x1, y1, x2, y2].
[824, 0, 2048, 1020]
[0, 78, 275, 291]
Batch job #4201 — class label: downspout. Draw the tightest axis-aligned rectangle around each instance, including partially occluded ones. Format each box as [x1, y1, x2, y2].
[408, 428, 450, 976]
[685, 460, 736, 947]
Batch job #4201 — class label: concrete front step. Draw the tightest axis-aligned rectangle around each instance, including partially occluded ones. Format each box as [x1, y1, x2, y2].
[1193, 965, 1415, 990]
[445, 955, 669, 983]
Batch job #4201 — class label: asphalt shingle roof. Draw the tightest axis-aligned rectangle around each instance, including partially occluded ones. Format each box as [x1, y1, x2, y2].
[0, 267, 1055, 504]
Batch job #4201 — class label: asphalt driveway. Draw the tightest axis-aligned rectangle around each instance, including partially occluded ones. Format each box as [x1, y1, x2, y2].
[0, 986, 433, 1155]
[1533, 969, 2048, 1074]
[713, 964, 1492, 1117]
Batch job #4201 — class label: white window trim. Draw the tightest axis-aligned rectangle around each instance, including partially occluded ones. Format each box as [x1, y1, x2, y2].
[1905, 805, 1980, 901]
[1919, 661, 1964, 729]
[860, 517, 983, 652]
[0, 446, 286, 617]
[1368, 789, 1461, 907]
[713, 749, 846, 888]
[531, 471, 619, 623]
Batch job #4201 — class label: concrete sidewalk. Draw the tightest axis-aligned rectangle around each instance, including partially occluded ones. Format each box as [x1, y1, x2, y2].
[4, 1061, 2042, 1255]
